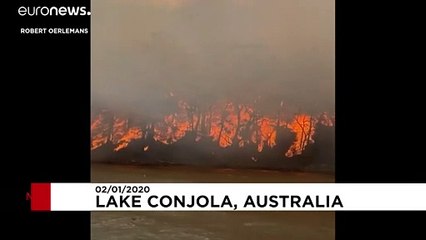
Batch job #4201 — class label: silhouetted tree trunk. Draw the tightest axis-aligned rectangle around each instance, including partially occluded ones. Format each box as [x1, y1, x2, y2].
[304, 117, 314, 149]
[194, 110, 202, 135]
[206, 106, 213, 136]
[218, 103, 231, 146]
[295, 115, 307, 150]
[232, 104, 243, 145]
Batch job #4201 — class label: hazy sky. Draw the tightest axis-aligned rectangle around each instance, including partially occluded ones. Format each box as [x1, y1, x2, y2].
[92, 0, 334, 118]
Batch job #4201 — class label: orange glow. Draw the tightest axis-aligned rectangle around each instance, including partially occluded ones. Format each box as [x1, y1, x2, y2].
[91, 113, 109, 150]
[209, 103, 238, 147]
[91, 113, 143, 151]
[286, 114, 315, 157]
[114, 127, 143, 151]
[91, 100, 328, 158]
[257, 117, 277, 152]
[153, 100, 193, 144]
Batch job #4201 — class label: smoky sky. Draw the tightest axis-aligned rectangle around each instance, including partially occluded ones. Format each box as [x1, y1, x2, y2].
[92, 0, 334, 119]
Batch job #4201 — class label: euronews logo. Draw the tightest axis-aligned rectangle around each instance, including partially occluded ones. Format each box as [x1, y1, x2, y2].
[18, 6, 91, 16]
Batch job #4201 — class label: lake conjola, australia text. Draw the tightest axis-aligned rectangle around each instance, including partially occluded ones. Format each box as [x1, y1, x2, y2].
[96, 194, 343, 210]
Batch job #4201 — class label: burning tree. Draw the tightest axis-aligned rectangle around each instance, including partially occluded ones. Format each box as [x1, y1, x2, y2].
[91, 96, 334, 169]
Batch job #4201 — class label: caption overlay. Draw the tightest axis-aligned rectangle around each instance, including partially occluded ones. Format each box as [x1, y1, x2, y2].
[29, 183, 426, 211]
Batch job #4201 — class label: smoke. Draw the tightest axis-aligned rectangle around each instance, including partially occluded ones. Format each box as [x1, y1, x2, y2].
[92, 0, 334, 120]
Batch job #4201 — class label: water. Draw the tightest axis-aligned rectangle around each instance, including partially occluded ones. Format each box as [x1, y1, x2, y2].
[92, 163, 335, 240]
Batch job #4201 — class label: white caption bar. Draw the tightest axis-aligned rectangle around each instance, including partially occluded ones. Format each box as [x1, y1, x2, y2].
[42, 183, 426, 211]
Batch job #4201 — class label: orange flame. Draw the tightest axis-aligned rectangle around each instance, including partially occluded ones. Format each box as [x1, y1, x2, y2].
[91, 113, 109, 150]
[286, 114, 315, 157]
[114, 127, 143, 151]
[153, 100, 193, 144]
[91, 114, 142, 151]
[91, 101, 330, 157]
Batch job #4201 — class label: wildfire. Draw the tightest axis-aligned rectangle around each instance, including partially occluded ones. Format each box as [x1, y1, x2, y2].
[153, 100, 194, 144]
[91, 113, 143, 151]
[114, 127, 143, 151]
[285, 114, 315, 157]
[91, 112, 110, 150]
[91, 99, 334, 158]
